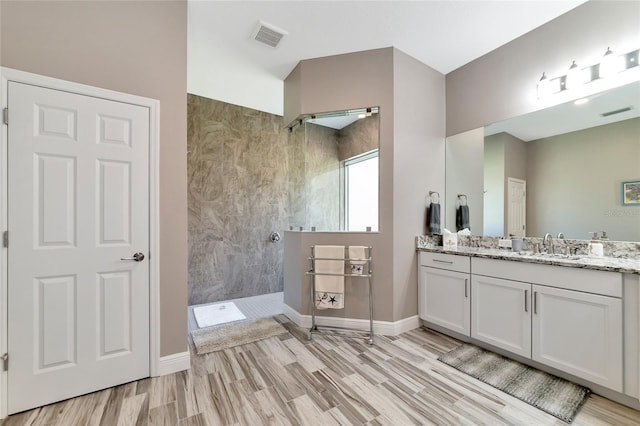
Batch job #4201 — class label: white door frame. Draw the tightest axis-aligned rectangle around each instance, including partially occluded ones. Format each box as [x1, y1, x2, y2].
[0, 67, 161, 418]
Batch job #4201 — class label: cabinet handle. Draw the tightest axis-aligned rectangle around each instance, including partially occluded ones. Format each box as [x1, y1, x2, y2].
[533, 291, 538, 314]
[464, 279, 468, 298]
[524, 289, 528, 312]
[432, 259, 454, 265]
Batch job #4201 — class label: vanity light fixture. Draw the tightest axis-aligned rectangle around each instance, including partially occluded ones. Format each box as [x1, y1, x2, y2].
[535, 47, 639, 99]
[357, 113, 367, 119]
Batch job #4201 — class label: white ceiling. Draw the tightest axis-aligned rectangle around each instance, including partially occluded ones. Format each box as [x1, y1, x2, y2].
[485, 80, 640, 141]
[187, 0, 587, 115]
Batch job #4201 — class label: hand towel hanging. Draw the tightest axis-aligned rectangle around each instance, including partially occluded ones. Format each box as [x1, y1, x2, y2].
[348, 246, 367, 275]
[427, 202, 442, 235]
[314, 245, 345, 309]
[456, 205, 470, 231]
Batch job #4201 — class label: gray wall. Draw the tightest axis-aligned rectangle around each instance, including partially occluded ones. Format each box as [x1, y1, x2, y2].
[446, 1, 640, 136]
[1, 0, 188, 357]
[482, 132, 527, 236]
[187, 95, 288, 305]
[445, 128, 484, 233]
[393, 49, 446, 321]
[283, 47, 446, 322]
[503, 133, 527, 236]
[284, 48, 395, 321]
[527, 118, 640, 241]
[284, 231, 379, 321]
[484, 135, 505, 236]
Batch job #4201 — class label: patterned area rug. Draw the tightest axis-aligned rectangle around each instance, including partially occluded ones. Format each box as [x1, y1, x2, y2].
[438, 344, 591, 423]
[191, 317, 288, 355]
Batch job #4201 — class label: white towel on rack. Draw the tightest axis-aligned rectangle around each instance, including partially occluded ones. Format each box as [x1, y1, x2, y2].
[314, 245, 344, 310]
[348, 246, 367, 265]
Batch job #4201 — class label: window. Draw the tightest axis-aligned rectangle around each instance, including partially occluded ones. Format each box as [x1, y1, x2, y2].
[343, 150, 378, 231]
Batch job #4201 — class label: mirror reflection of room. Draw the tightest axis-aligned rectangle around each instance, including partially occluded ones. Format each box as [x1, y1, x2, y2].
[288, 107, 380, 232]
[446, 81, 640, 242]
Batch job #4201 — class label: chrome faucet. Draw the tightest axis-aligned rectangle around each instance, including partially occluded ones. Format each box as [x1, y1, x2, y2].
[557, 232, 565, 239]
[543, 233, 554, 254]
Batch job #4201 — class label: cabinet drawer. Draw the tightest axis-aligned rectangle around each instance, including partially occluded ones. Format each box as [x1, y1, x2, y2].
[419, 251, 470, 273]
[471, 257, 622, 298]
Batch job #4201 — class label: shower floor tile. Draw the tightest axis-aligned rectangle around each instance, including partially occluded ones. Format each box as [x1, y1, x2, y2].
[188, 291, 283, 333]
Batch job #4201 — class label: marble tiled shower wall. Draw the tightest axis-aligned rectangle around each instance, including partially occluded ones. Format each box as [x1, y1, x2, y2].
[304, 123, 340, 230]
[187, 95, 289, 305]
[187, 97, 380, 305]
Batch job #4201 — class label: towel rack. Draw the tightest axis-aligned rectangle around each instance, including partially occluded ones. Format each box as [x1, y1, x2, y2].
[457, 194, 468, 205]
[305, 246, 374, 345]
[427, 191, 440, 204]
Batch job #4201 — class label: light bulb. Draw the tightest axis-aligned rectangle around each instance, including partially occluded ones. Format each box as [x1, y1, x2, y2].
[565, 60, 582, 90]
[599, 47, 622, 79]
[537, 72, 551, 99]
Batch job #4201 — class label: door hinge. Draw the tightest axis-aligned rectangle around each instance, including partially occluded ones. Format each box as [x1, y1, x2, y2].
[2, 108, 7, 125]
[2, 231, 7, 248]
[1, 353, 7, 371]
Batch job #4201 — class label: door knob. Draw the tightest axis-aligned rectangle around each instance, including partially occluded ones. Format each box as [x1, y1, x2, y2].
[120, 252, 145, 262]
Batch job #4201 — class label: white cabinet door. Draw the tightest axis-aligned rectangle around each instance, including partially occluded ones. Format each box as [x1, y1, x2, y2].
[532, 285, 623, 392]
[471, 276, 531, 358]
[419, 267, 470, 335]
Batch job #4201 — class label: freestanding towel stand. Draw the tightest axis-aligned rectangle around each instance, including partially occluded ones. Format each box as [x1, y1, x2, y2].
[305, 246, 374, 345]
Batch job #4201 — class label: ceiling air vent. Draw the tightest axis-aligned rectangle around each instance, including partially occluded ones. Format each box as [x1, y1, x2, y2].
[251, 20, 287, 48]
[601, 106, 633, 117]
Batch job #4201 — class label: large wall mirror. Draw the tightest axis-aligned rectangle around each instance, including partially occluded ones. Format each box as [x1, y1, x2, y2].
[446, 80, 640, 242]
[288, 107, 380, 232]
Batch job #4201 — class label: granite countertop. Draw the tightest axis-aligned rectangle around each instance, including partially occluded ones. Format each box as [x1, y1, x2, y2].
[417, 245, 640, 275]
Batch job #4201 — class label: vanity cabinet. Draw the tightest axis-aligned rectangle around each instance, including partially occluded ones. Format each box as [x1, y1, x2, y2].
[532, 285, 622, 392]
[418, 252, 470, 336]
[471, 257, 623, 392]
[471, 275, 531, 358]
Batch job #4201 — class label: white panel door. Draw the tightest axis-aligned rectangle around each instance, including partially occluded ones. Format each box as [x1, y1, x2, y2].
[419, 267, 470, 336]
[507, 177, 526, 238]
[532, 285, 623, 392]
[7, 81, 150, 414]
[471, 275, 531, 358]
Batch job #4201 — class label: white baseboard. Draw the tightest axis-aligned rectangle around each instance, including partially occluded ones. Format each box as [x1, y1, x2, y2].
[282, 303, 420, 336]
[155, 350, 191, 376]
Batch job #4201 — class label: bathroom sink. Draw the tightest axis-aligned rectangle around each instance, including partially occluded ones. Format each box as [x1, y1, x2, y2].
[548, 253, 585, 261]
[519, 252, 585, 261]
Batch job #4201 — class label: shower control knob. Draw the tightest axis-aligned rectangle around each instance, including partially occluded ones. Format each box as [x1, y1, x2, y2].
[270, 231, 281, 243]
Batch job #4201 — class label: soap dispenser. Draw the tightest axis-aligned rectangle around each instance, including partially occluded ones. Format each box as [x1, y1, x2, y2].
[588, 232, 604, 257]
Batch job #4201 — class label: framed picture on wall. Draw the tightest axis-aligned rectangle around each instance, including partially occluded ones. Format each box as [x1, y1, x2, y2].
[622, 180, 640, 205]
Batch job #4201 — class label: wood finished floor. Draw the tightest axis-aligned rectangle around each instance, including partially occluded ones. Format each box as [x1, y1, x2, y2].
[3, 315, 640, 426]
